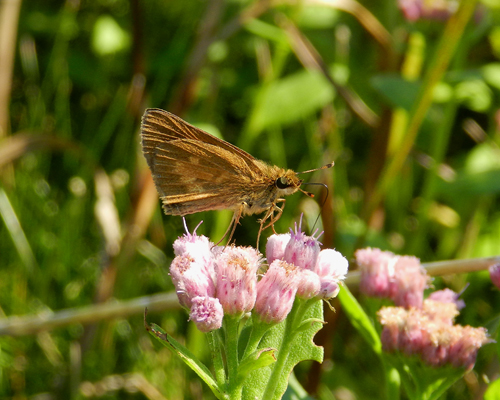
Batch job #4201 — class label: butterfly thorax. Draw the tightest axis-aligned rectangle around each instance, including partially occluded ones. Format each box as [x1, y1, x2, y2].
[238, 164, 302, 216]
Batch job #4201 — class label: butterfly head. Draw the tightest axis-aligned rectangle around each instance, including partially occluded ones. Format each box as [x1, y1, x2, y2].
[275, 170, 308, 197]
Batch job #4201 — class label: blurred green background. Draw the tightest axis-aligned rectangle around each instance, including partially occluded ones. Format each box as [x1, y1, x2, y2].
[1, 0, 500, 398]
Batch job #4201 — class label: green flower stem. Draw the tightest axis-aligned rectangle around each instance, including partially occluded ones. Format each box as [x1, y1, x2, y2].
[225, 316, 242, 400]
[242, 316, 272, 360]
[207, 330, 226, 388]
[261, 299, 314, 399]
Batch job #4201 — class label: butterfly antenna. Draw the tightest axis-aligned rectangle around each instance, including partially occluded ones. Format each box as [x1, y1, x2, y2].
[301, 182, 330, 232]
[296, 161, 334, 175]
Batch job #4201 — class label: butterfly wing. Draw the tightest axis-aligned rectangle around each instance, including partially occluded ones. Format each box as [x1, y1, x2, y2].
[141, 109, 269, 216]
[142, 108, 259, 166]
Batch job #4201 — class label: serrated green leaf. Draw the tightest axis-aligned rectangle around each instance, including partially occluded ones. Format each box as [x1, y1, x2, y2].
[242, 301, 324, 400]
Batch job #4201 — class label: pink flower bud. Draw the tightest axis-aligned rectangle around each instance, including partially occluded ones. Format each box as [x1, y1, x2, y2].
[392, 255, 429, 308]
[266, 233, 291, 264]
[296, 270, 321, 299]
[356, 248, 430, 309]
[428, 288, 465, 311]
[173, 231, 213, 258]
[355, 248, 396, 298]
[315, 249, 348, 280]
[170, 255, 215, 309]
[215, 246, 262, 317]
[489, 263, 500, 290]
[173, 224, 216, 284]
[318, 277, 340, 300]
[254, 260, 300, 324]
[189, 296, 223, 332]
[283, 222, 321, 271]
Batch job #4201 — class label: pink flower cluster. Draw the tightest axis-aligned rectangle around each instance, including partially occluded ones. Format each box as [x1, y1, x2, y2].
[355, 248, 431, 308]
[398, 0, 458, 21]
[378, 295, 491, 370]
[256, 223, 348, 323]
[169, 221, 348, 331]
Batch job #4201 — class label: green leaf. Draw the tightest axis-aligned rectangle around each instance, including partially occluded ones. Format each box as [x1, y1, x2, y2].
[337, 285, 382, 354]
[246, 69, 334, 135]
[283, 372, 315, 400]
[485, 377, 500, 400]
[465, 143, 500, 174]
[146, 322, 227, 400]
[297, 6, 339, 29]
[238, 347, 277, 380]
[482, 63, 500, 90]
[454, 79, 492, 112]
[437, 168, 500, 197]
[371, 75, 420, 111]
[296, 318, 325, 333]
[242, 301, 324, 400]
[91, 15, 130, 56]
[244, 19, 288, 44]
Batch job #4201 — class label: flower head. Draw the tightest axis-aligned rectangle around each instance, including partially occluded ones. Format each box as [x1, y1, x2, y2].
[254, 260, 300, 324]
[355, 248, 397, 299]
[170, 254, 215, 309]
[173, 220, 216, 283]
[189, 296, 224, 332]
[314, 249, 348, 300]
[296, 270, 321, 299]
[283, 220, 322, 270]
[266, 233, 291, 264]
[378, 304, 491, 370]
[428, 288, 465, 311]
[265, 218, 348, 301]
[215, 246, 262, 317]
[356, 248, 430, 308]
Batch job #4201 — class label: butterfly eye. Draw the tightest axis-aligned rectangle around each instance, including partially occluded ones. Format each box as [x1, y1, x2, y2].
[276, 177, 289, 189]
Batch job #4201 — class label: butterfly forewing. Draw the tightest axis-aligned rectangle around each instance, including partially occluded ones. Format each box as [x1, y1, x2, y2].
[142, 109, 260, 166]
[141, 109, 269, 216]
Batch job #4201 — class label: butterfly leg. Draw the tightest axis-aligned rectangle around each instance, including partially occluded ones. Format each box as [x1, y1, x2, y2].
[262, 198, 286, 231]
[215, 205, 244, 246]
[256, 199, 286, 246]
